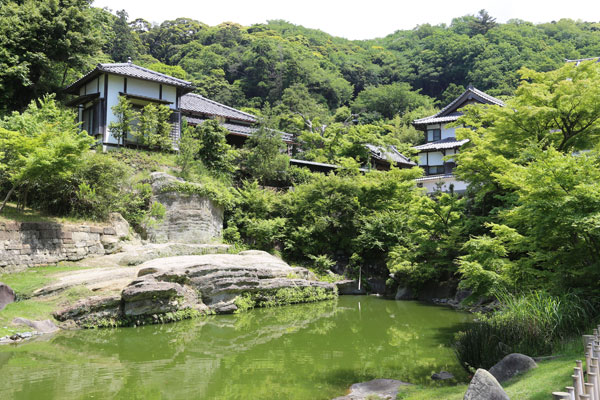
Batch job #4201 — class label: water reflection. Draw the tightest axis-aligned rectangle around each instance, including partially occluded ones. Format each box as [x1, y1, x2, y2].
[0, 297, 472, 400]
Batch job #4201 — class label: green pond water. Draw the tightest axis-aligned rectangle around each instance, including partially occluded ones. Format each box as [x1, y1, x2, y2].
[0, 296, 473, 400]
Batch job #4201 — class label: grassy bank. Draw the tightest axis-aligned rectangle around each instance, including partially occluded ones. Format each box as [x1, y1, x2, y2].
[0, 264, 90, 337]
[397, 338, 584, 399]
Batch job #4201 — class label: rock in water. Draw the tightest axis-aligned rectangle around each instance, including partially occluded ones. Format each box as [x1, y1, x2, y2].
[489, 353, 537, 383]
[332, 379, 410, 400]
[464, 369, 510, 400]
[0, 283, 15, 311]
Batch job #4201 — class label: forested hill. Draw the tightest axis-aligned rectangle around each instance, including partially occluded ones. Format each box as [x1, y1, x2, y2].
[2, 2, 600, 120]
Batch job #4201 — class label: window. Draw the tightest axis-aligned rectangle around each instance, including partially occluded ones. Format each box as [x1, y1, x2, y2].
[81, 106, 97, 135]
[427, 129, 441, 142]
[428, 165, 445, 175]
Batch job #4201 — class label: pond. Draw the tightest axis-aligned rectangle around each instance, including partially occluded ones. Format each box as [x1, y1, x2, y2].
[0, 296, 473, 399]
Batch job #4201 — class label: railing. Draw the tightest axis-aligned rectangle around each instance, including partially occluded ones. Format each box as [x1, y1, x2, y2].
[552, 328, 600, 399]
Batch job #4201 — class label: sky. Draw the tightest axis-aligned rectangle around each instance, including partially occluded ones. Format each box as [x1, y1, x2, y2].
[92, 0, 600, 40]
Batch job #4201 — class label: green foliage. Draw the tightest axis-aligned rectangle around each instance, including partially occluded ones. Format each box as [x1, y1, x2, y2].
[109, 96, 137, 146]
[454, 62, 600, 296]
[193, 119, 237, 175]
[0, 95, 94, 213]
[175, 120, 200, 179]
[159, 179, 234, 209]
[351, 82, 434, 120]
[135, 103, 173, 150]
[454, 291, 595, 370]
[233, 286, 337, 313]
[0, 0, 102, 113]
[239, 125, 290, 185]
[307, 255, 336, 275]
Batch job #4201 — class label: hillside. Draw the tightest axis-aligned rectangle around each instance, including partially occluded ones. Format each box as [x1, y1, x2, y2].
[2, 2, 600, 120]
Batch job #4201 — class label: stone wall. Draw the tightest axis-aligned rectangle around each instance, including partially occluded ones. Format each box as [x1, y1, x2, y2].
[145, 172, 223, 244]
[0, 214, 128, 273]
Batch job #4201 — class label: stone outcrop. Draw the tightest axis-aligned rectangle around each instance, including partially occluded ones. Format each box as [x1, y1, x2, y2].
[53, 251, 337, 327]
[332, 379, 411, 400]
[145, 172, 223, 244]
[463, 369, 510, 400]
[12, 318, 59, 334]
[0, 216, 129, 273]
[489, 353, 537, 383]
[0, 282, 15, 310]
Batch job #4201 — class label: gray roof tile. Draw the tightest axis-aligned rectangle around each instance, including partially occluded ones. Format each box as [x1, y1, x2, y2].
[413, 86, 504, 126]
[366, 144, 416, 166]
[65, 62, 194, 93]
[184, 116, 293, 143]
[413, 137, 469, 151]
[180, 93, 257, 123]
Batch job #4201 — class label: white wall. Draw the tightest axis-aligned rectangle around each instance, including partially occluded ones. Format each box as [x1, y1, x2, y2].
[418, 176, 468, 194]
[441, 125, 456, 139]
[104, 75, 179, 144]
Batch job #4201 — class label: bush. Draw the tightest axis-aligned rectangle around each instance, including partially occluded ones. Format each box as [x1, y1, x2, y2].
[454, 291, 595, 370]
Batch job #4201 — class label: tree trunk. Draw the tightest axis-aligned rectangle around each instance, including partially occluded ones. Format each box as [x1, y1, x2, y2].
[0, 185, 16, 213]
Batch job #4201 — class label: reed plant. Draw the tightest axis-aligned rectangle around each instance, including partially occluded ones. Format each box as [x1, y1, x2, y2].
[454, 290, 596, 371]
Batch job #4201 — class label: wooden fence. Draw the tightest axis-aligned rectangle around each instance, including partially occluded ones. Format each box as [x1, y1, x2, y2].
[553, 328, 600, 399]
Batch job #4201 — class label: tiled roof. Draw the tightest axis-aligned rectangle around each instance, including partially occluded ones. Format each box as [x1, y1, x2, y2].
[366, 144, 416, 166]
[65, 62, 194, 94]
[184, 116, 294, 143]
[180, 93, 257, 123]
[413, 137, 469, 151]
[413, 86, 504, 126]
[411, 112, 462, 125]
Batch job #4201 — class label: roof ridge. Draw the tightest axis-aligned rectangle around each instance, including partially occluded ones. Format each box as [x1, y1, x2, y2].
[414, 86, 504, 124]
[99, 62, 192, 86]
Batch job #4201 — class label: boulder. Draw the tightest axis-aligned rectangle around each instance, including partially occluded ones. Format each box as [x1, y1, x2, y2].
[12, 318, 59, 334]
[108, 213, 130, 239]
[100, 235, 121, 254]
[463, 369, 510, 400]
[332, 379, 410, 400]
[432, 371, 454, 380]
[489, 353, 537, 383]
[121, 278, 198, 317]
[53, 295, 122, 324]
[0, 282, 15, 311]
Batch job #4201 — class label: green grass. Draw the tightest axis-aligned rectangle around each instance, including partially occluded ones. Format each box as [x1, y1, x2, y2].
[397, 338, 584, 400]
[0, 264, 91, 336]
[0, 203, 99, 224]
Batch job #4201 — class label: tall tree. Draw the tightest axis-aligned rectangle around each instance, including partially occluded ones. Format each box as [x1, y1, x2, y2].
[0, 0, 101, 113]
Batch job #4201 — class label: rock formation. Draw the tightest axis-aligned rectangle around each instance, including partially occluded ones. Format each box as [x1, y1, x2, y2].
[145, 172, 223, 244]
[53, 251, 337, 327]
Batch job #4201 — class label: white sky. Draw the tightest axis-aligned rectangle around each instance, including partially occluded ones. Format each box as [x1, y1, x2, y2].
[92, 0, 600, 40]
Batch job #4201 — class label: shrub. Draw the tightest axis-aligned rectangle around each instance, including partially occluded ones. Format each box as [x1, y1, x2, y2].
[454, 291, 595, 370]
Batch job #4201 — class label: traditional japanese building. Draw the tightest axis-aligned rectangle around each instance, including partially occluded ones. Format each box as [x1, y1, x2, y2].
[64, 61, 195, 149]
[64, 61, 292, 150]
[412, 85, 504, 193]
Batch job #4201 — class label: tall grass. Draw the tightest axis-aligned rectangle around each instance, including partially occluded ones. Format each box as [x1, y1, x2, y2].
[454, 291, 596, 370]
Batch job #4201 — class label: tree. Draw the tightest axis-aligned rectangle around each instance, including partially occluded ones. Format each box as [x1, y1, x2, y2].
[194, 120, 237, 175]
[109, 96, 138, 147]
[176, 119, 200, 179]
[453, 61, 600, 296]
[0, 96, 94, 212]
[135, 103, 173, 150]
[0, 0, 102, 113]
[240, 126, 289, 185]
[109, 10, 142, 62]
[351, 82, 434, 120]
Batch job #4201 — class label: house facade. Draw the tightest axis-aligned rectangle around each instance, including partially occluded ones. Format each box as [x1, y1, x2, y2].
[65, 62, 195, 149]
[412, 85, 504, 194]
